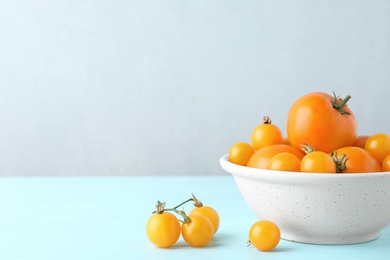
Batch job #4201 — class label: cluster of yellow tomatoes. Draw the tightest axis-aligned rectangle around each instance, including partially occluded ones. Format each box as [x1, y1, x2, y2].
[146, 194, 220, 248]
[146, 194, 281, 251]
[229, 91, 390, 173]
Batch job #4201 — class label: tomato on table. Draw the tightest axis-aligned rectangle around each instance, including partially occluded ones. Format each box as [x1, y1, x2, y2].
[189, 194, 220, 234]
[181, 213, 214, 247]
[248, 220, 281, 251]
[146, 210, 181, 248]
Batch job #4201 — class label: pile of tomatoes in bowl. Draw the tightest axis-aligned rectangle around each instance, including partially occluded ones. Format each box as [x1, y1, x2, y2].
[229, 91, 390, 173]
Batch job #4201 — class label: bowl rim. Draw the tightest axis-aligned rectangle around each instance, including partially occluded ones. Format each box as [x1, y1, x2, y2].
[220, 154, 390, 181]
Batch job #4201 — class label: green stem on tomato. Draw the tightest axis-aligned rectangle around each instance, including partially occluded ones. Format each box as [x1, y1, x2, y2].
[174, 209, 191, 224]
[331, 151, 347, 173]
[191, 193, 203, 207]
[174, 198, 195, 209]
[300, 143, 315, 154]
[151, 196, 198, 214]
[332, 92, 351, 115]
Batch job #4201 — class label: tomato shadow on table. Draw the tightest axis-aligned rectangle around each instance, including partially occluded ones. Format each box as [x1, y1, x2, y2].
[270, 245, 294, 253]
[169, 232, 229, 249]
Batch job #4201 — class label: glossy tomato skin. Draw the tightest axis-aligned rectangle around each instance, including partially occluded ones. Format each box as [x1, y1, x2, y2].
[300, 151, 336, 173]
[248, 220, 280, 251]
[267, 152, 301, 172]
[382, 154, 390, 172]
[182, 214, 214, 247]
[364, 133, 390, 163]
[247, 144, 305, 169]
[146, 212, 181, 248]
[334, 146, 381, 173]
[229, 142, 255, 166]
[190, 206, 220, 234]
[287, 92, 357, 153]
[251, 122, 283, 151]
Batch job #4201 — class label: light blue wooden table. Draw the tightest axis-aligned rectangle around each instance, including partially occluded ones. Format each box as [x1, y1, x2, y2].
[1, 176, 389, 259]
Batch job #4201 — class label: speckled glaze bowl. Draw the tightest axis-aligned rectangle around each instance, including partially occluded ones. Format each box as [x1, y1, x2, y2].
[220, 154, 390, 244]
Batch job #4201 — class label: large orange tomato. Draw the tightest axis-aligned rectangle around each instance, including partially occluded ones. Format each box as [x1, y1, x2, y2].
[247, 144, 305, 169]
[287, 92, 357, 153]
[332, 146, 381, 173]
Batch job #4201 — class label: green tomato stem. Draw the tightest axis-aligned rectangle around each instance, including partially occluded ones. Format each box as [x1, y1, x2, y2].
[191, 193, 203, 207]
[331, 151, 347, 173]
[174, 209, 191, 224]
[300, 143, 315, 154]
[332, 92, 351, 115]
[174, 198, 195, 209]
[151, 196, 197, 214]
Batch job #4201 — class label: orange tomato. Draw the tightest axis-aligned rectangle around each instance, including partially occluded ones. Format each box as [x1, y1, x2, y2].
[267, 152, 301, 172]
[333, 146, 381, 173]
[229, 142, 255, 166]
[287, 92, 357, 153]
[364, 133, 390, 163]
[247, 144, 305, 169]
[353, 135, 369, 149]
[251, 116, 283, 151]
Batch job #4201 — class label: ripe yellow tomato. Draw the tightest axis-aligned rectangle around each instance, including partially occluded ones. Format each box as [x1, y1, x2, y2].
[382, 154, 390, 172]
[250, 116, 283, 151]
[364, 133, 390, 163]
[146, 212, 181, 248]
[267, 152, 301, 172]
[229, 142, 255, 166]
[248, 220, 280, 251]
[300, 151, 336, 173]
[182, 214, 214, 247]
[190, 206, 220, 234]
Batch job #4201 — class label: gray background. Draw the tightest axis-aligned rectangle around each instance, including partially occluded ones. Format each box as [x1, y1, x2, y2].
[1, 0, 389, 176]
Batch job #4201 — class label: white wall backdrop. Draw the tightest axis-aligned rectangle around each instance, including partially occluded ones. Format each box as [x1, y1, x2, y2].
[0, 0, 389, 176]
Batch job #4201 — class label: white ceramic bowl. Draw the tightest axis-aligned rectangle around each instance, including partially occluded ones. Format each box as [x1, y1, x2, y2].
[220, 154, 390, 244]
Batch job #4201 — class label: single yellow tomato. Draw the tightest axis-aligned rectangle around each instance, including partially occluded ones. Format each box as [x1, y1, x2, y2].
[229, 142, 255, 166]
[146, 212, 181, 248]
